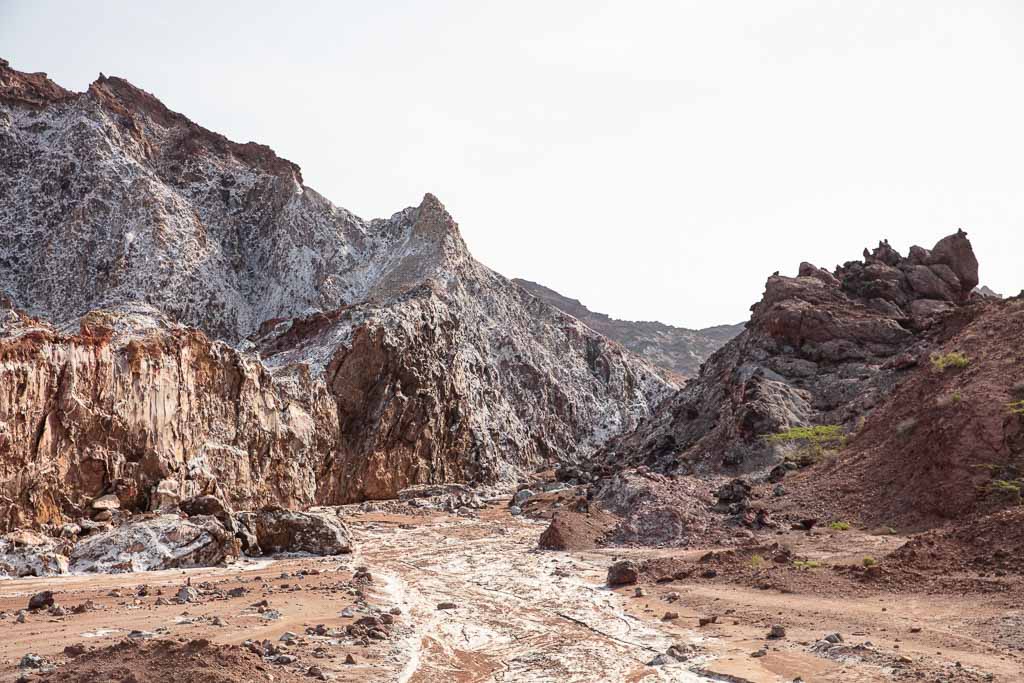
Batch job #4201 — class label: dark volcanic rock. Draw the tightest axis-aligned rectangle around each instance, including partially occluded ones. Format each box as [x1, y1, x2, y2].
[596, 232, 985, 475]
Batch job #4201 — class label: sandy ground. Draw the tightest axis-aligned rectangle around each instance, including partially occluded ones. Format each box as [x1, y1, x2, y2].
[0, 502, 1020, 682]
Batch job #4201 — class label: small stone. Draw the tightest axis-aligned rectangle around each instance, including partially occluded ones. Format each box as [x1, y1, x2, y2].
[824, 632, 843, 644]
[91, 494, 121, 511]
[662, 612, 679, 621]
[344, 654, 356, 665]
[28, 591, 55, 610]
[280, 631, 298, 642]
[634, 587, 645, 598]
[768, 624, 786, 639]
[19, 653, 44, 668]
[436, 602, 458, 610]
[274, 654, 297, 665]
[227, 587, 247, 598]
[63, 644, 87, 657]
[751, 649, 767, 658]
[508, 506, 523, 516]
[698, 615, 718, 627]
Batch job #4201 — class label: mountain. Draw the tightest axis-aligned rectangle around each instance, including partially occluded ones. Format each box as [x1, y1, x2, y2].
[514, 279, 742, 379]
[579, 230, 1023, 541]
[0, 59, 675, 530]
[595, 231, 988, 476]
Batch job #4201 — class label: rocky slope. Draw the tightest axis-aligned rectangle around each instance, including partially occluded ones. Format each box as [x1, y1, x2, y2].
[514, 279, 742, 379]
[0, 58, 674, 531]
[595, 231, 989, 476]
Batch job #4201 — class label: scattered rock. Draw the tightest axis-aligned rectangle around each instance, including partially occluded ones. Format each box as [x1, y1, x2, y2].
[607, 560, 640, 586]
[27, 590, 54, 610]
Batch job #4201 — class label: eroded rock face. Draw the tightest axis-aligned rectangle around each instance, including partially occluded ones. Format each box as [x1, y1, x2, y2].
[597, 232, 987, 475]
[0, 59, 675, 530]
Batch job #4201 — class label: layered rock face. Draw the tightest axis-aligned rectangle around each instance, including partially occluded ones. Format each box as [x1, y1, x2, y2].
[514, 279, 742, 379]
[0, 59, 674, 531]
[597, 231, 986, 475]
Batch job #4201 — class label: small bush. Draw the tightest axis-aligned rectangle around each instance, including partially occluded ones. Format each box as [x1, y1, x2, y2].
[930, 351, 970, 372]
[793, 560, 821, 570]
[765, 425, 846, 466]
[1009, 400, 1024, 416]
[749, 554, 765, 568]
[951, 391, 962, 404]
[828, 521, 851, 531]
[862, 556, 877, 567]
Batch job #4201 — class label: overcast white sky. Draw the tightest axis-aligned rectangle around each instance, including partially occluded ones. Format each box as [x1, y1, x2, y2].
[3, 1, 1022, 328]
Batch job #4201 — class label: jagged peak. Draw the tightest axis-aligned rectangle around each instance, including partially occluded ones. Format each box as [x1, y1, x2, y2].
[87, 72, 304, 184]
[0, 57, 74, 107]
[0, 57, 303, 184]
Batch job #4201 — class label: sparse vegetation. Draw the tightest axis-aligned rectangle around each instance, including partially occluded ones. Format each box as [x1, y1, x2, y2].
[1009, 400, 1024, 416]
[828, 521, 851, 531]
[862, 556, 877, 567]
[792, 560, 821, 570]
[988, 479, 1022, 503]
[930, 351, 970, 372]
[764, 424, 846, 467]
[951, 391, 962, 404]
[749, 554, 765, 568]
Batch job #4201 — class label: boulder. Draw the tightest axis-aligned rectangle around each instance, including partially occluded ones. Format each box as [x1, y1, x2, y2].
[69, 514, 237, 573]
[254, 507, 353, 555]
[607, 560, 640, 586]
[0, 531, 70, 577]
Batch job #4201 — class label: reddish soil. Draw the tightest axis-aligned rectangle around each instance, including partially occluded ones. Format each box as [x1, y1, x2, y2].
[775, 298, 1024, 530]
[37, 638, 306, 683]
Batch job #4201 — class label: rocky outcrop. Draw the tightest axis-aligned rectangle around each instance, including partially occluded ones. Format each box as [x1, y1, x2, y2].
[0, 59, 675, 531]
[514, 279, 742, 379]
[596, 231, 989, 475]
[251, 508, 352, 555]
[69, 514, 238, 573]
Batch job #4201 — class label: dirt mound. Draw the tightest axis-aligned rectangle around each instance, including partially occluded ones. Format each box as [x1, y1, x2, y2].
[777, 296, 1024, 528]
[887, 507, 1024, 577]
[537, 506, 617, 550]
[38, 638, 307, 683]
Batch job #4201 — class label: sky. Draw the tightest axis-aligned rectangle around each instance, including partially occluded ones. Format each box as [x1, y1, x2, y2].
[3, 1, 1022, 328]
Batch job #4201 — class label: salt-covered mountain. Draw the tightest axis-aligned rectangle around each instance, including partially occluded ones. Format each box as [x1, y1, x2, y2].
[0, 59, 674, 530]
[514, 279, 742, 379]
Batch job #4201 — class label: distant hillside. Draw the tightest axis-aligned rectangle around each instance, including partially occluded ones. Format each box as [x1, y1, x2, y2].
[514, 279, 743, 379]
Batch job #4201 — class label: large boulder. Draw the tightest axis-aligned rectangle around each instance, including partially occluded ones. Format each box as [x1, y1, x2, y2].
[253, 507, 353, 555]
[0, 530, 70, 577]
[69, 515, 238, 573]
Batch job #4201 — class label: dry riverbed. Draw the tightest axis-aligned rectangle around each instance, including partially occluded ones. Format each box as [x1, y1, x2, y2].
[0, 502, 1019, 682]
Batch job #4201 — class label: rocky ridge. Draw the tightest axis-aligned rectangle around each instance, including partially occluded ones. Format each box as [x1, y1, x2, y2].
[0, 58, 675, 532]
[595, 230, 987, 476]
[514, 278, 742, 379]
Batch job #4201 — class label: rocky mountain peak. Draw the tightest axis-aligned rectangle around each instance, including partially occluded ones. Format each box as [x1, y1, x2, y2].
[0, 58, 676, 530]
[596, 230, 990, 477]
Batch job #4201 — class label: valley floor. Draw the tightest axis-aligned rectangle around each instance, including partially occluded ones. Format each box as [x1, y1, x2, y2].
[0, 503, 1019, 682]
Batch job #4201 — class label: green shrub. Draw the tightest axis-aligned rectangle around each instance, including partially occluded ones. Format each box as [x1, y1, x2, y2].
[749, 554, 765, 568]
[930, 351, 970, 372]
[792, 560, 821, 570]
[862, 556, 877, 567]
[828, 521, 851, 531]
[764, 425, 846, 466]
[1009, 400, 1024, 416]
